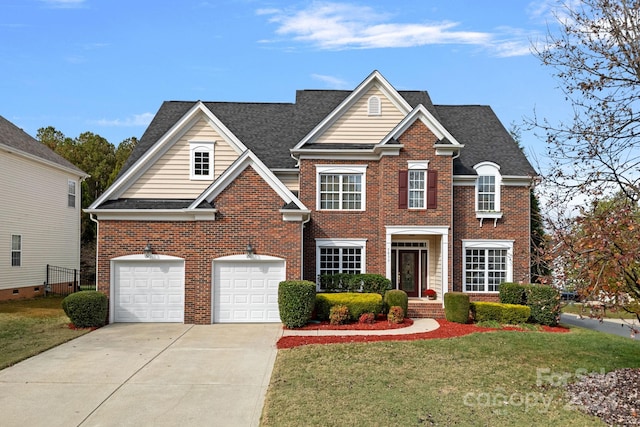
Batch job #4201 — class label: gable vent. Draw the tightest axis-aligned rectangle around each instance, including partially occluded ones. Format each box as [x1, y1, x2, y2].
[368, 96, 381, 116]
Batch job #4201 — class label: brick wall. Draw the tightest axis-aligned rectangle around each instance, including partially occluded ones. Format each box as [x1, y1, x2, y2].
[97, 167, 302, 324]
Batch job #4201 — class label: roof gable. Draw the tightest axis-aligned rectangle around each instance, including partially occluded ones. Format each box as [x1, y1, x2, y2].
[0, 115, 86, 177]
[292, 70, 413, 150]
[90, 102, 247, 208]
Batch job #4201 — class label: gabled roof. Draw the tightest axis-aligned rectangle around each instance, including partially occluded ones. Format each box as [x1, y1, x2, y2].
[0, 115, 87, 176]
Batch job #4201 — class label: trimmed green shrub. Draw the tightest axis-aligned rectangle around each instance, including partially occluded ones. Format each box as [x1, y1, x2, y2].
[383, 290, 408, 315]
[470, 302, 530, 324]
[329, 305, 350, 325]
[318, 273, 392, 296]
[278, 280, 316, 328]
[499, 282, 527, 305]
[444, 292, 470, 324]
[315, 293, 383, 321]
[62, 291, 108, 328]
[525, 285, 561, 326]
[387, 306, 404, 324]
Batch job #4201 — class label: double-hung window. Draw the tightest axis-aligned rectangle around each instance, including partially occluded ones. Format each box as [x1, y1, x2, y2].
[477, 175, 495, 211]
[316, 239, 366, 279]
[68, 180, 76, 208]
[399, 161, 436, 209]
[316, 165, 366, 211]
[11, 235, 21, 267]
[190, 141, 214, 180]
[463, 240, 513, 292]
[408, 170, 426, 208]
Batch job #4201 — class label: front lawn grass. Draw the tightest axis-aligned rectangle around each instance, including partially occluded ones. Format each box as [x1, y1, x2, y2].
[261, 328, 640, 426]
[0, 296, 90, 370]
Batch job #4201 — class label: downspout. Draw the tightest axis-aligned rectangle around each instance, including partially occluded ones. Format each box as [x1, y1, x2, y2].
[301, 213, 311, 281]
[90, 213, 99, 291]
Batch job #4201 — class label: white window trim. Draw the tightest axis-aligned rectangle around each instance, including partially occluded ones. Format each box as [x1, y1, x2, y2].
[68, 180, 76, 208]
[462, 240, 513, 293]
[190, 141, 215, 180]
[316, 238, 367, 278]
[407, 161, 429, 210]
[368, 95, 381, 116]
[316, 165, 367, 211]
[11, 234, 21, 267]
[474, 162, 502, 225]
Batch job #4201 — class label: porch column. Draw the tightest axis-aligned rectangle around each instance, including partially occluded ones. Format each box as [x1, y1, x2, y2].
[441, 233, 449, 306]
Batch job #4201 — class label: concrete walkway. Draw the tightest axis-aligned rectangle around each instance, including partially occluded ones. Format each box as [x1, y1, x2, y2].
[0, 323, 281, 427]
[280, 318, 440, 336]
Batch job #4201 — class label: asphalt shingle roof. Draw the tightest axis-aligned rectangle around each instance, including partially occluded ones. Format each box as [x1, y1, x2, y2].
[0, 115, 86, 175]
[118, 89, 535, 180]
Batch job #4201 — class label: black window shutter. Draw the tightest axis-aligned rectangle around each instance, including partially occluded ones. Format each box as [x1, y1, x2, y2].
[398, 170, 408, 209]
[427, 169, 438, 209]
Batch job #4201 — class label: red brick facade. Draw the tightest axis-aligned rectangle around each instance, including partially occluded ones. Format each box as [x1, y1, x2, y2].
[97, 167, 302, 324]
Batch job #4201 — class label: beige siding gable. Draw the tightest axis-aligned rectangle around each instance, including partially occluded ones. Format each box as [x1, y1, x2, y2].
[315, 86, 406, 144]
[122, 116, 241, 199]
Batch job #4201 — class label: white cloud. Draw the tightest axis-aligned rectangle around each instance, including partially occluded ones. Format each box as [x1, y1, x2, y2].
[259, 2, 533, 57]
[311, 74, 350, 89]
[93, 113, 154, 127]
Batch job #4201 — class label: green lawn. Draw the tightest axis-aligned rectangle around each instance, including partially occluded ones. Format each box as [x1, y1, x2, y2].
[562, 302, 638, 320]
[261, 328, 640, 426]
[0, 296, 90, 370]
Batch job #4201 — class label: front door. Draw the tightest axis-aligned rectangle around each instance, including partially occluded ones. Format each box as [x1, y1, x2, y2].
[399, 250, 419, 297]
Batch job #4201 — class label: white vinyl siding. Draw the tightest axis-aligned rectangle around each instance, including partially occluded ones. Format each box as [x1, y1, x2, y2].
[315, 87, 405, 144]
[274, 171, 299, 192]
[122, 117, 240, 198]
[0, 151, 82, 290]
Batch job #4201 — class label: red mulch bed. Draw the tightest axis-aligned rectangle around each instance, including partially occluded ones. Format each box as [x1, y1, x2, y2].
[277, 319, 570, 349]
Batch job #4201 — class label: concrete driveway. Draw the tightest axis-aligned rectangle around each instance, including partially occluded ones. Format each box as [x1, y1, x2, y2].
[0, 323, 281, 427]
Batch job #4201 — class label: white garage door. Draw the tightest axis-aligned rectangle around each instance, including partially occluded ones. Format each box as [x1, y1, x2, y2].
[214, 260, 284, 323]
[114, 261, 185, 322]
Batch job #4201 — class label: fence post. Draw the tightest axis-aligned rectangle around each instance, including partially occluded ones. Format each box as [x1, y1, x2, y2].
[45, 264, 50, 296]
[74, 269, 79, 292]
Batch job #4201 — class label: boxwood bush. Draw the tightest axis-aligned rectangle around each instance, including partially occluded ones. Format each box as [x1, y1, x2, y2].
[278, 280, 316, 328]
[315, 292, 383, 321]
[470, 302, 530, 324]
[318, 273, 391, 295]
[499, 282, 527, 305]
[382, 290, 408, 315]
[525, 285, 561, 326]
[62, 291, 108, 328]
[444, 292, 470, 324]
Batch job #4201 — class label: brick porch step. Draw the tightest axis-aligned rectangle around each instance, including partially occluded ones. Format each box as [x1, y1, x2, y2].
[407, 299, 445, 318]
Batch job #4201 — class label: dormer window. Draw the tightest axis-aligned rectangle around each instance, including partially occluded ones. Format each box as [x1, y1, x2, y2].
[190, 141, 214, 180]
[368, 96, 381, 116]
[473, 162, 502, 226]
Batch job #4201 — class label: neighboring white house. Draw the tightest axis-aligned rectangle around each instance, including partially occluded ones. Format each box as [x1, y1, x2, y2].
[0, 115, 88, 300]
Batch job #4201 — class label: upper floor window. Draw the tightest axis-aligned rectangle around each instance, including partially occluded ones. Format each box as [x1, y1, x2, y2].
[11, 235, 21, 267]
[190, 141, 214, 180]
[399, 161, 437, 210]
[316, 165, 367, 211]
[68, 180, 76, 208]
[368, 96, 381, 116]
[474, 162, 501, 213]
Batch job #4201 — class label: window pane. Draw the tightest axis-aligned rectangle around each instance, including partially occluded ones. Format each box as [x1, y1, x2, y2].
[194, 152, 210, 176]
[320, 174, 362, 210]
[465, 247, 508, 292]
[408, 170, 425, 208]
[11, 235, 21, 267]
[477, 176, 496, 211]
[318, 246, 363, 278]
[68, 181, 76, 208]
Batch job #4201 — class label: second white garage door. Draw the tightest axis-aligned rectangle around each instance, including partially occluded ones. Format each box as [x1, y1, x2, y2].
[213, 259, 284, 323]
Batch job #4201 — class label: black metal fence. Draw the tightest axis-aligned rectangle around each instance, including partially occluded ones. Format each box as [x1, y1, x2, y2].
[45, 265, 77, 295]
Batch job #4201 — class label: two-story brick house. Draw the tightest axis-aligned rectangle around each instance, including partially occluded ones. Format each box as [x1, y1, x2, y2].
[87, 71, 536, 324]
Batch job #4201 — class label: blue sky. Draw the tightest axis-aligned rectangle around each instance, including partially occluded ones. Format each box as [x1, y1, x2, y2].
[1, 0, 570, 163]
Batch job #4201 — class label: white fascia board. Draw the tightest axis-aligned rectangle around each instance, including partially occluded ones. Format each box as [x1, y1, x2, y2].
[1, 142, 89, 178]
[191, 150, 309, 211]
[453, 175, 534, 186]
[89, 102, 247, 209]
[84, 208, 218, 221]
[294, 144, 402, 161]
[379, 105, 462, 148]
[292, 71, 412, 151]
